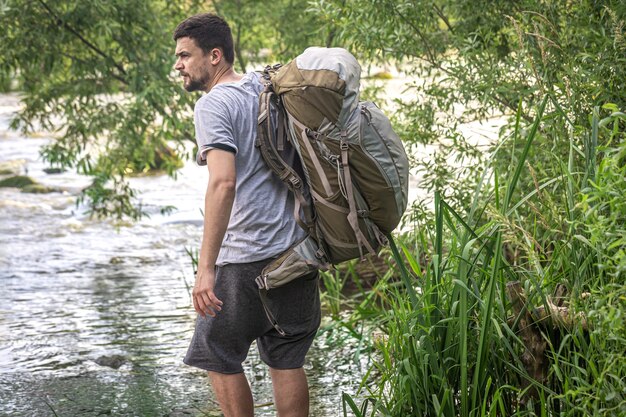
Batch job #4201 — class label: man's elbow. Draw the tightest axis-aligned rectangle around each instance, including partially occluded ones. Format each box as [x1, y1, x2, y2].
[209, 177, 236, 194]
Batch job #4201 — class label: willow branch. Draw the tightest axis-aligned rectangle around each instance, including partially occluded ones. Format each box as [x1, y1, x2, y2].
[388, 0, 438, 66]
[211, 0, 222, 15]
[234, 24, 247, 74]
[433, 4, 454, 33]
[59, 52, 128, 85]
[326, 0, 346, 48]
[37, 0, 128, 80]
[491, 94, 533, 123]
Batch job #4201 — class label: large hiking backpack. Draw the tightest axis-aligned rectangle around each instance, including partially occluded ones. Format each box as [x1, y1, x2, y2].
[255, 47, 409, 293]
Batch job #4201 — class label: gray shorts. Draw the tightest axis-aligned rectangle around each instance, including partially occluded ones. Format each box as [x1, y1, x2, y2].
[183, 258, 321, 374]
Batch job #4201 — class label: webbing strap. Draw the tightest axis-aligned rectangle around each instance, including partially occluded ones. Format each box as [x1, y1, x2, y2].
[257, 91, 314, 236]
[291, 117, 334, 197]
[293, 192, 310, 231]
[259, 289, 287, 336]
[341, 143, 377, 258]
[277, 105, 285, 152]
[310, 189, 349, 214]
[317, 223, 361, 249]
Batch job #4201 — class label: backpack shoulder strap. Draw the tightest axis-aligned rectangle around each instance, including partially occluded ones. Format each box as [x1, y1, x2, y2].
[256, 87, 315, 234]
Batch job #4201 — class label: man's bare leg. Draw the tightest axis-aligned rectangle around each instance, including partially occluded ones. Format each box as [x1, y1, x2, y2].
[208, 371, 254, 417]
[269, 367, 309, 417]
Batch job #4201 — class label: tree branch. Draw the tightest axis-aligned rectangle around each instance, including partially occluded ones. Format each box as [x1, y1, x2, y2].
[234, 24, 247, 73]
[59, 52, 129, 86]
[326, 0, 346, 47]
[491, 94, 534, 123]
[37, 0, 128, 81]
[387, 0, 438, 66]
[211, 0, 222, 14]
[433, 4, 454, 33]
[382, 1, 534, 121]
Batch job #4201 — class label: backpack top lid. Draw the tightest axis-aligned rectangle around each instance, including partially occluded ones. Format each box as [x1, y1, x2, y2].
[271, 47, 361, 131]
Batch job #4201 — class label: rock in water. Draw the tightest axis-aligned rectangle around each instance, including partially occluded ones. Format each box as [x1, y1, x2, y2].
[94, 355, 126, 369]
[0, 175, 60, 193]
[22, 184, 57, 193]
[0, 175, 36, 188]
[43, 167, 65, 174]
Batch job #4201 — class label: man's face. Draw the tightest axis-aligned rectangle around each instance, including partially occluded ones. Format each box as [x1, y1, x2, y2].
[174, 37, 210, 92]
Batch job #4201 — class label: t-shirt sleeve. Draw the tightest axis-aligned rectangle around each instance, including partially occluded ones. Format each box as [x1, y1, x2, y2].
[194, 96, 238, 166]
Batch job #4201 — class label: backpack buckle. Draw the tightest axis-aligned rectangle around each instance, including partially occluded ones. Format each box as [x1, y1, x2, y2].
[255, 274, 268, 290]
[289, 176, 301, 188]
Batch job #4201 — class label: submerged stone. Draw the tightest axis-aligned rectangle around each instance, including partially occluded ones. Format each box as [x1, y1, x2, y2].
[0, 175, 36, 188]
[94, 355, 126, 369]
[0, 175, 60, 193]
[43, 167, 65, 174]
[22, 184, 59, 194]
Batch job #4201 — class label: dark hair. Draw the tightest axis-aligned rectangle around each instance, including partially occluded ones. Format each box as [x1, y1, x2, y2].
[173, 13, 235, 65]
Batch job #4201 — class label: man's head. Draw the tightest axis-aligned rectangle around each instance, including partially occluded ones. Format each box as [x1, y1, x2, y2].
[173, 13, 235, 92]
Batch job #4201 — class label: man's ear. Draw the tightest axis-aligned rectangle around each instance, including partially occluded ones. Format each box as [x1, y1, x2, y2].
[209, 48, 223, 66]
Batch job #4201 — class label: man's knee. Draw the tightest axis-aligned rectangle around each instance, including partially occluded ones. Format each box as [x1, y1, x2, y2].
[208, 371, 254, 417]
[270, 367, 309, 416]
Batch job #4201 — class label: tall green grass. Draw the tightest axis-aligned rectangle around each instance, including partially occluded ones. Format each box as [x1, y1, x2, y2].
[340, 99, 626, 416]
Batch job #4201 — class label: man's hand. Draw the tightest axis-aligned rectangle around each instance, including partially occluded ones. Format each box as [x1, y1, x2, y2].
[192, 268, 223, 318]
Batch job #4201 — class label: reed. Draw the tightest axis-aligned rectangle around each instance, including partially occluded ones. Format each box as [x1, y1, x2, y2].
[339, 99, 626, 416]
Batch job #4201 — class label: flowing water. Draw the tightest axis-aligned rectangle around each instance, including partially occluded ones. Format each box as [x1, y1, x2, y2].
[0, 94, 367, 417]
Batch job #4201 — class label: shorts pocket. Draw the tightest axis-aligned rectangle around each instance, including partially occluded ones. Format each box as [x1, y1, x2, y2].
[271, 272, 320, 329]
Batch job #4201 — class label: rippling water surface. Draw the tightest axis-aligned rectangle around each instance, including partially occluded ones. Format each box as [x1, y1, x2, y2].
[0, 94, 366, 416]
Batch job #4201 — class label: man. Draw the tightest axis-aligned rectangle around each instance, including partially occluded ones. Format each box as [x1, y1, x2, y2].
[173, 13, 321, 417]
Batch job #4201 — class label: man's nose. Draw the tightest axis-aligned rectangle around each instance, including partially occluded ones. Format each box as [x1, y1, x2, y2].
[174, 59, 183, 71]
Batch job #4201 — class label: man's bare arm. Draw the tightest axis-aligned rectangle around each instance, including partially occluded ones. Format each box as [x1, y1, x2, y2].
[193, 149, 236, 318]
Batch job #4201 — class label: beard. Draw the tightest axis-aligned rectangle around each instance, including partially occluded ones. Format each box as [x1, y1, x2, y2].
[182, 70, 210, 92]
[181, 67, 211, 92]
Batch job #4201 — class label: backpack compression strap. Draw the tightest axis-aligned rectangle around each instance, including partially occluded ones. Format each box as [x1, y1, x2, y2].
[257, 89, 315, 235]
[340, 137, 378, 258]
[289, 116, 379, 260]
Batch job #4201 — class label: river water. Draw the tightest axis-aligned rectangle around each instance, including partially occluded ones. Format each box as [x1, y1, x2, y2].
[0, 93, 367, 417]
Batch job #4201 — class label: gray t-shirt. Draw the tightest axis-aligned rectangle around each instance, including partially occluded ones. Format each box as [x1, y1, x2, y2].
[194, 72, 305, 266]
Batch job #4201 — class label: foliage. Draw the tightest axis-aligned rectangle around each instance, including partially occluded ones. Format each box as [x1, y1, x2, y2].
[0, 0, 332, 219]
[1, 0, 197, 219]
[212, 0, 332, 71]
[580, 108, 626, 280]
